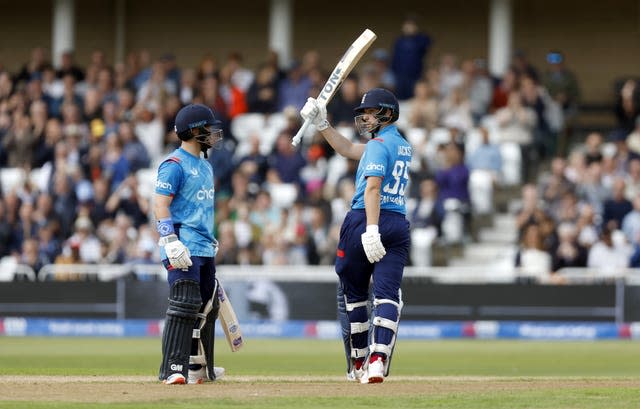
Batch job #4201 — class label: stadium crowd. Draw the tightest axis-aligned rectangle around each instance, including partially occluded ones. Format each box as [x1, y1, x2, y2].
[1, 18, 639, 281]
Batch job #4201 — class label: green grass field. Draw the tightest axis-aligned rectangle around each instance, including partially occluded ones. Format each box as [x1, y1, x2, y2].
[1, 337, 640, 408]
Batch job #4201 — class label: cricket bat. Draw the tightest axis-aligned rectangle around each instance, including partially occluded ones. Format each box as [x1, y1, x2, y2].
[291, 28, 377, 146]
[217, 282, 244, 352]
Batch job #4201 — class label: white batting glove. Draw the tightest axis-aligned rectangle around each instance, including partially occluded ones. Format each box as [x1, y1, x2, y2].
[158, 234, 192, 269]
[300, 97, 330, 131]
[361, 225, 386, 263]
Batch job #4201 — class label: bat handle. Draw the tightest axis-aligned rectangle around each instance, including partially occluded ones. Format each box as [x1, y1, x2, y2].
[291, 119, 312, 147]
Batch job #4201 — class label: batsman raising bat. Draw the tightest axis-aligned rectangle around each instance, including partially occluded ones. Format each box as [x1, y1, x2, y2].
[300, 88, 412, 384]
[154, 104, 226, 385]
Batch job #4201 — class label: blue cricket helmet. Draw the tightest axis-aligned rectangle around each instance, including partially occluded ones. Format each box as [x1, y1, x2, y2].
[354, 88, 399, 122]
[174, 103, 222, 139]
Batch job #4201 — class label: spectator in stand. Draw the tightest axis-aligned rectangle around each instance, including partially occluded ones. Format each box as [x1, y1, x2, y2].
[495, 90, 538, 182]
[462, 59, 493, 124]
[515, 184, 547, 237]
[369, 48, 396, 92]
[219, 64, 248, 119]
[551, 221, 587, 272]
[119, 121, 150, 173]
[538, 157, 575, 215]
[327, 76, 361, 127]
[406, 79, 439, 130]
[610, 129, 640, 174]
[277, 61, 312, 111]
[542, 51, 580, 118]
[602, 177, 633, 230]
[576, 161, 609, 216]
[440, 86, 473, 133]
[435, 142, 470, 224]
[511, 49, 539, 81]
[438, 54, 464, 99]
[621, 192, 640, 246]
[626, 116, 640, 155]
[520, 73, 557, 159]
[587, 223, 633, 272]
[20, 238, 46, 278]
[466, 127, 502, 179]
[105, 174, 149, 228]
[490, 67, 518, 113]
[246, 63, 279, 114]
[101, 132, 130, 190]
[56, 50, 85, 82]
[391, 15, 431, 100]
[515, 222, 552, 281]
[237, 134, 269, 189]
[624, 158, 640, 200]
[3, 112, 36, 167]
[267, 131, 307, 188]
[615, 79, 640, 134]
[14, 47, 47, 85]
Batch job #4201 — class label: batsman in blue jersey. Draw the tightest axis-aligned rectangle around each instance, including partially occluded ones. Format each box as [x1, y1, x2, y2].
[154, 104, 225, 385]
[301, 88, 412, 384]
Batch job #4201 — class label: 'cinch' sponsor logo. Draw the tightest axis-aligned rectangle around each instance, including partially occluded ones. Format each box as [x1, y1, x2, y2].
[156, 180, 172, 190]
[365, 163, 385, 172]
[197, 187, 215, 200]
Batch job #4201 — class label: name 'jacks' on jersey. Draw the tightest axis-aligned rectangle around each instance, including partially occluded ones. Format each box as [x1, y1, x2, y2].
[155, 147, 216, 258]
[351, 124, 413, 214]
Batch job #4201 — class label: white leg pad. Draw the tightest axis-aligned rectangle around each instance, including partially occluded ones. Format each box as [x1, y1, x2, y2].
[351, 347, 368, 358]
[350, 321, 370, 334]
[346, 300, 368, 312]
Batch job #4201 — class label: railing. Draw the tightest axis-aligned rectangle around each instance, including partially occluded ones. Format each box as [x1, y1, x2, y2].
[4, 263, 640, 285]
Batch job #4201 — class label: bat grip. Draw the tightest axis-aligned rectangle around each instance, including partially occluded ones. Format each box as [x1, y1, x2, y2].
[291, 119, 312, 147]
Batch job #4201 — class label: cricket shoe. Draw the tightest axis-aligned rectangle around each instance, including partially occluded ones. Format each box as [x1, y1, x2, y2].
[188, 366, 226, 384]
[346, 367, 365, 382]
[346, 359, 365, 382]
[163, 373, 186, 385]
[362, 356, 385, 384]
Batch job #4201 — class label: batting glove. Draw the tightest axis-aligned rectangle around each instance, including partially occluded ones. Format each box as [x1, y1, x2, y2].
[361, 225, 386, 263]
[158, 234, 192, 269]
[300, 97, 330, 131]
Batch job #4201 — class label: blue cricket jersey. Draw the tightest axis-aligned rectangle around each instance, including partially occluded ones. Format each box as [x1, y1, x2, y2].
[351, 125, 412, 215]
[155, 148, 216, 258]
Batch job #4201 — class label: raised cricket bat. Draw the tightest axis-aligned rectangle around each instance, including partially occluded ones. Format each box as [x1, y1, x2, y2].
[217, 282, 244, 352]
[291, 28, 377, 146]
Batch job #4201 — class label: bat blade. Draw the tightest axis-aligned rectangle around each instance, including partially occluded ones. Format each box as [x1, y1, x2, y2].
[292, 29, 377, 146]
[217, 282, 244, 352]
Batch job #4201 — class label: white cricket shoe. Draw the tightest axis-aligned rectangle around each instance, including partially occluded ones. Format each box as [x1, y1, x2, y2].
[163, 373, 186, 385]
[362, 356, 385, 384]
[188, 366, 226, 384]
[346, 367, 365, 382]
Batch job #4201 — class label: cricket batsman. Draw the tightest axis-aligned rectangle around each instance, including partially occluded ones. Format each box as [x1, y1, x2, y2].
[155, 103, 225, 385]
[300, 88, 412, 383]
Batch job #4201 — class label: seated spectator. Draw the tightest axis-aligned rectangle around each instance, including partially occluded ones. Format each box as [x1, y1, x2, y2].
[406, 79, 439, 131]
[583, 132, 604, 165]
[587, 224, 633, 273]
[461, 58, 493, 124]
[246, 63, 279, 114]
[576, 161, 609, 216]
[625, 158, 640, 201]
[551, 222, 587, 272]
[440, 86, 473, 133]
[267, 131, 307, 189]
[515, 223, 552, 282]
[614, 79, 640, 134]
[495, 91, 537, 182]
[626, 116, 640, 155]
[621, 192, 640, 245]
[277, 61, 312, 111]
[602, 177, 632, 229]
[490, 67, 518, 113]
[327, 76, 361, 127]
[466, 127, 502, 179]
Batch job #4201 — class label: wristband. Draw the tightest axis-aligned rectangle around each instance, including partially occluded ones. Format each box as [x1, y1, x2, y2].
[157, 217, 175, 236]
